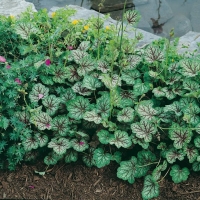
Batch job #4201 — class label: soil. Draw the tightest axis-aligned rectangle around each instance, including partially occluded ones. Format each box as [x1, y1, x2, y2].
[0, 160, 200, 200]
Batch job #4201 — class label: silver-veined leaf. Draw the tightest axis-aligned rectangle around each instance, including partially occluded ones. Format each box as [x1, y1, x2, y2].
[131, 120, 157, 143]
[183, 145, 198, 163]
[99, 73, 121, 89]
[152, 87, 165, 97]
[82, 147, 96, 167]
[35, 133, 48, 147]
[67, 96, 91, 120]
[144, 45, 164, 63]
[164, 101, 182, 117]
[117, 156, 138, 184]
[169, 124, 192, 149]
[109, 130, 132, 148]
[50, 65, 68, 83]
[30, 112, 52, 130]
[125, 55, 141, 69]
[71, 139, 89, 152]
[15, 111, 30, 124]
[93, 148, 111, 168]
[170, 165, 190, 183]
[97, 130, 113, 144]
[22, 136, 38, 151]
[77, 56, 96, 76]
[51, 116, 69, 136]
[66, 65, 81, 82]
[97, 60, 110, 73]
[83, 110, 102, 124]
[166, 148, 185, 164]
[65, 149, 78, 163]
[133, 79, 152, 96]
[195, 123, 200, 134]
[136, 100, 158, 121]
[96, 94, 110, 119]
[77, 41, 90, 51]
[42, 95, 60, 116]
[131, 133, 149, 149]
[183, 79, 199, 91]
[111, 151, 122, 164]
[161, 87, 176, 100]
[121, 69, 141, 85]
[124, 10, 140, 25]
[48, 137, 71, 155]
[165, 74, 182, 85]
[82, 75, 102, 90]
[29, 83, 49, 103]
[180, 59, 200, 77]
[117, 107, 135, 123]
[15, 22, 39, 39]
[179, 97, 196, 109]
[142, 175, 159, 199]
[152, 160, 167, 181]
[60, 88, 76, 103]
[192, 162, 200, 172]
[71, 50, 88, 64]
[72, 82, 92, 96]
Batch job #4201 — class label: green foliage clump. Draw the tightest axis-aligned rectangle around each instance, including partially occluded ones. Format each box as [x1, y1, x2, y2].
[0, 6, 200, 199]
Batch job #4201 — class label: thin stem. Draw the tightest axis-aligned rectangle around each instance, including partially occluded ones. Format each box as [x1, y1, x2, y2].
[158, 167, 171, 183]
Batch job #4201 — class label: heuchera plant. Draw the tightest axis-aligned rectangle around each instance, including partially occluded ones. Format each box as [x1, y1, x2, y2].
[0, 5, 200, 199]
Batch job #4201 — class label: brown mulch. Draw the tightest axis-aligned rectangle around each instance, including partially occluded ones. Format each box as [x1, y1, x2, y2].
[0, 160, 200, 200]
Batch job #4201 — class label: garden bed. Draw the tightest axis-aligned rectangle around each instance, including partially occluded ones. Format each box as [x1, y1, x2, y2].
[0, 161, 200, 200]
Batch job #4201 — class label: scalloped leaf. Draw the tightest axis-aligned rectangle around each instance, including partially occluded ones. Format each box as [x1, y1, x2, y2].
[165, 74, 182, 85]
[51, 116, 69, 136]
[183, 145, 198, 163]
[83, 110, 102, 124]
[117, 107, 135, 123]
[164, 101, 182, 117]
[42, 95, 60, 116]
[166, 148, 185, 164]
[152, 87, 165, 97]
[67, 96, 91, 120]
[169, 124, 192, 149]
[192, 162, 200, 172]
[77, 41, 90, 51]
[40, 75, 54, 85]
[65, 149, 78, 163]
[121, 69, 141, 85]
[97, 60, 110, 73]
[142, 175, 159, 200]
[72, 82, 92, 96]
[82, 75, 102, 90]
[96, 94, 110, 119]
[170, 165, 190, 183]
[49, 65, 68, 83]
[93, 148, 111, 168]
[119, 90, 137, 108]
[117, 156, 138, 184]
[99, 74, 121, 89]
[109, 130, 132, 148]
[30, 112, 52, 130]
[180, 59, 200, 77]
[44, 154, 58, 165]
[131, 120, 157, 143]
[124, 10, 140, 25]
[66, 65, 81, 82]
[15, 22, 39, 39]
[15, 111, 30, 124]
[111, 151, 122, 164]
[71, 50, 88, 64]
[35, 133, 48, 147]
[194, 136, 200, 148]
[29, 83, 49, 103]
[125, 55, 141, 69]
[77, 56, 95, 76]
[183, 79, 199, 91]
[97, 130, 113, 144]
[136, 100, 158, 121]
[131, 134, 149, 149]
[82, 148, 96, 167]
[22, 136, 39, 151]
[161, 87, 176, 100]
[71, 139, 89, 152]
[133, 79, 152, 96]
[144, 45, 164, 63]
[60, 88, 76, 103]
[179, 97, 196, 109]
[48, 138, 71, 155]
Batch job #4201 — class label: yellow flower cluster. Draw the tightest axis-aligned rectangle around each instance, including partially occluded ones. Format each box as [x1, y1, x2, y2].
[51, 12, 56, 18]
[72, 20, 79, 25]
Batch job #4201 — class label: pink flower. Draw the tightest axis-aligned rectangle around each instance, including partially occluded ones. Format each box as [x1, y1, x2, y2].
[79, 141, 84, 146]
[28, 185, 35, 189]
[67, 46, 73, 50]
[46, 123, 51, 128]
[6, 65, 11, 69]
[45, 59, 51, 66]
[0, 56, 6, 62]
[38, 93, 44, 99]
[15, 78, 22, 85]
